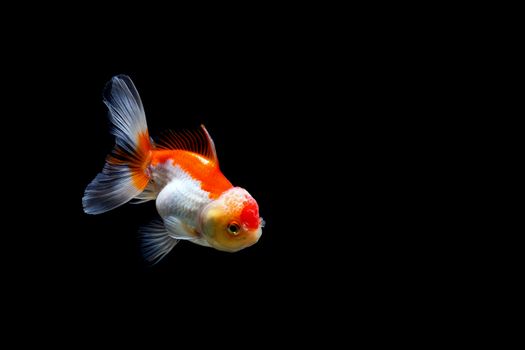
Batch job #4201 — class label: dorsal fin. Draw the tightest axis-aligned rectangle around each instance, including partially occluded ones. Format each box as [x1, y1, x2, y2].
[156, 124, 218, 163]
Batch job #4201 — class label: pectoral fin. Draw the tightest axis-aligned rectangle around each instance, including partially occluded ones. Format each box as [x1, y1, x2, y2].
[139, 219, 179, 264]
[163, 216, 200, 240]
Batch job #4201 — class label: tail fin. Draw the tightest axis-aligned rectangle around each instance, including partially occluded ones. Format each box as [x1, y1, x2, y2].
[83, 75, 153, 215]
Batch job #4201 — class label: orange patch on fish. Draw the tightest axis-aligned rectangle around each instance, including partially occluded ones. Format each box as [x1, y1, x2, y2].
[151, 150, 233, 198]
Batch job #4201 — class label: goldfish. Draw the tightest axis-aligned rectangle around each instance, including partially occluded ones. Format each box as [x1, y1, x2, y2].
[83, 75, 263, 263]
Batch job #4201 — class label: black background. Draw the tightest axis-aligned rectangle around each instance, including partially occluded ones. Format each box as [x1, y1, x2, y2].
[73, 67, 321, 284]
[4, 31, 431, 336]
[0, 7, 487, 344]
[14, 59, 343, 290]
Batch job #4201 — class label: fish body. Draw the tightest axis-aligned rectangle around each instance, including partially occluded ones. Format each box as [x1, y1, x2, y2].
[83, 75, 263, 263]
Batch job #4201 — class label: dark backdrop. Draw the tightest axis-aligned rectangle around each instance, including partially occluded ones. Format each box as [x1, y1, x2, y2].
[5, 43, 425, 334]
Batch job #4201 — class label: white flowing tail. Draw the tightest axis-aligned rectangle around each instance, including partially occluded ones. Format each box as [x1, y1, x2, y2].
[83, 75, 153, 214]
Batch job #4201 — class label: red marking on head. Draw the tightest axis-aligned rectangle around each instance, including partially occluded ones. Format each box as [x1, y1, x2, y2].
[241, 199, 260, 230]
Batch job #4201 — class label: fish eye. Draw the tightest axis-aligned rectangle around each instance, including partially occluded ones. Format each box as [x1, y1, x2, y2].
[227, 222, 241, 235]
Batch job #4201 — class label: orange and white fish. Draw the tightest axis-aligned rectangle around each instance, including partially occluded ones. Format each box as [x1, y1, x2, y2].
[83, 75, 263, 263]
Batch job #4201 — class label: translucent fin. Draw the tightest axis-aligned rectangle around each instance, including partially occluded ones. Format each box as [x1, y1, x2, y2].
[83, 75, 152, 214]
[156, 125, 218, 163]
[164, 216, 211, 247]
[104, 75, 148, 152]
[139, 219, 179, 264]
[164, 216, 200, 240]
[130, 182, 158, 204]
[83, 167, 144, 214]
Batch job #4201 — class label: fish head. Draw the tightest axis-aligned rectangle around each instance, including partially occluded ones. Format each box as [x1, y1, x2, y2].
[200, 187, 264, 252]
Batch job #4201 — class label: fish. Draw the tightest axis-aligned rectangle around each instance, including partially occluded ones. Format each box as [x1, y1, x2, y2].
[82, 75, 264, 263]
